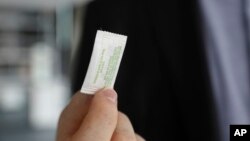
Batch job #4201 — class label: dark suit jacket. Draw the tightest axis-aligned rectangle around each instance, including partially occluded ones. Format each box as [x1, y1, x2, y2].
[71, 0, 219, 140]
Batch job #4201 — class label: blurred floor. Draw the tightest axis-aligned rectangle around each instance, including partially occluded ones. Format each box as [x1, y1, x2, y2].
[0, 130, 55, 141]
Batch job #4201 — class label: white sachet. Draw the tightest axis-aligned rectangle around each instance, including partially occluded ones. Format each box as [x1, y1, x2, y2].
[80, 30, 127, 94]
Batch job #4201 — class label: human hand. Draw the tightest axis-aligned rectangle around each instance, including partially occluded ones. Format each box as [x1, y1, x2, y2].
[56, 88, 145, 141]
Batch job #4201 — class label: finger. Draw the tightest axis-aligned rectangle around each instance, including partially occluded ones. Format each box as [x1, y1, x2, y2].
[56, 91, 93, 141]
[72, 88, 118, 141]
[135, 134, 146, 141]
[111, 112, 137, 141]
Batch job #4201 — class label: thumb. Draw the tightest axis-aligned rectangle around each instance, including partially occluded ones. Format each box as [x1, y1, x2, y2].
[72, 88, 118, 141]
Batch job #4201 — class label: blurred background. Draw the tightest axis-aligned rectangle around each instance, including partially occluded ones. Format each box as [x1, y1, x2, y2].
[0, 0, 90, 141]
[1, 0, 249, 141]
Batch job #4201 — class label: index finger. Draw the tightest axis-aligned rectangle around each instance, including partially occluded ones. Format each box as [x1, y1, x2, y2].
[111, 112, 137, 141]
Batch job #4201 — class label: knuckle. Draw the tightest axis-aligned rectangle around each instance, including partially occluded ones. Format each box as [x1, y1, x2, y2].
[113, 132, 136, 141]
[118, 112, 130, 122]
[136, 134, 146, 141]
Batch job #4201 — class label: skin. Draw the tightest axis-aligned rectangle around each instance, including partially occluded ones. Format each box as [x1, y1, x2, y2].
[56, 88, 145, 141]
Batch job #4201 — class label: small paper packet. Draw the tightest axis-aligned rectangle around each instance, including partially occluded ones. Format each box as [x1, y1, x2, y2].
[80, 30, 127, 94]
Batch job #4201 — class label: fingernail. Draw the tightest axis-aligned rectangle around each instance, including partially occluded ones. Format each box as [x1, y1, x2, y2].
[101, 88, 117, 104]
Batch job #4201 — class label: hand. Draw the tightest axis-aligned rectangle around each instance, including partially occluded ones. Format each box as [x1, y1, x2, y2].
[56, 88, 145, 141]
